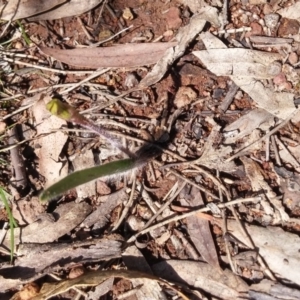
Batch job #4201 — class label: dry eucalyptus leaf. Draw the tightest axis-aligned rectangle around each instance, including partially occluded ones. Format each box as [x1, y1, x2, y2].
[32, 95, 68, 188]
[152, 260, 249, 299]
[241, 156, 289, 221]
[227, 220, 300, 286]
[232, 78, 296, 119]
[72, 150, 96, 199]
[223, 108, 274, 144]
[0, 0, 66, 20]
[28, 0, 102, 21]
[40, 42, 177, 68]
[196, 117, 236, 172]
[123, 246, 168, 300]
[250, 279, 300, 300]
[180, 187, 220, 269]
[197, 31, 297, 119]
[193, 48, 282, 79]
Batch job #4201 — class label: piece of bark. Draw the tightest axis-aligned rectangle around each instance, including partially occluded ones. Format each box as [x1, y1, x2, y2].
[8, 125, 28, 191]
[0, 238, 122, 287]
[3, 202, 92, 248]
[180, 186, 220, 269]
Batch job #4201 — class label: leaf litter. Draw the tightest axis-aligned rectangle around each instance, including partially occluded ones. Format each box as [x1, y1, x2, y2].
[1, 0, 300, 299]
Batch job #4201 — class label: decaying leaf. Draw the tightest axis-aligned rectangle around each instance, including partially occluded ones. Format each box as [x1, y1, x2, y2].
[29, 0, 103, 21]
[40, 42, 177, 68]
[72, 150, 96, 199]
[193, 48, 282, 79]
[223, 108, 274, 145]
[241, 156, 289, 222]
[250, 279, 300, 300]
[30, 269, 189, 300]
[179, 186, 220, 269]
[0, 0, 66, 21]
[123, 246, 168, 299]
[152, 260, 249, 299]
[233, 79, 296, 119]
[32, 95, 68, 188]
[196, 117, 236, 172]
[227, 220, 300, 287]
[196, 31, 297, 119]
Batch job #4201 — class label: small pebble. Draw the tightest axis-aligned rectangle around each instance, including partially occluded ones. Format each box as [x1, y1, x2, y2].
[288, 52, 298, 64]
[127, 215, 145, 231]
[264, 13, 280, 30]
[273, 72, 287, 85]
[263, 4, 273, 15]
[267, 61, 282, 77]
[163, 29, 174, 38]
[278, 18, 300, 36]
[174, 86, 197, 108]
[69, 267, 85, 279]
[212, 88, 224, 100]
[122, 7, 134, 20]
[0, 121, 6, 133]
[164, 7, 182, 30]
[96, 180, 111, 195]
[14, 41, 23, 49]
[241, 14, 249, 24]
[249, 22, 263, 35]
[230, 104, 236, 110]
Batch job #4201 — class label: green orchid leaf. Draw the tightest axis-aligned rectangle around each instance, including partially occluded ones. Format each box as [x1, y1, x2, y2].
[40, 158, 136, 201]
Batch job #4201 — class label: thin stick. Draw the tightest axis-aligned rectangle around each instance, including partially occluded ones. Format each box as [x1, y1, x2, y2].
[271, 135, 281, 165]
[155, 160, 219, 200]
[60, 68, 110, 95]
[112, 176, 137, 231]
[127, 196, 262, 243]
[229, 206, 276, 280]
[226, 108, 300, 161]
[141, 181, 186, 232]
[89, 25, 133, 48]
[217, 170, 236, 273]
[136, 181, 158, 214]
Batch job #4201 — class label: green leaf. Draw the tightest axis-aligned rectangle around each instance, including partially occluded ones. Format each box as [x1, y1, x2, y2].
[0, 187, 17, 263]
[40, 158, 136, 201]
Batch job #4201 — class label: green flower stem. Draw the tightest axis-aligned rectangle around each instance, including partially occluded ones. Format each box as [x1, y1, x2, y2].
[46, 99, 134, 157]
[0, 188, 17, 263]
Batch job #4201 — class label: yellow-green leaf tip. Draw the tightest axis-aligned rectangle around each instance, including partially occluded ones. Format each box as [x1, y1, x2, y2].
[46, 99, 72, 121]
